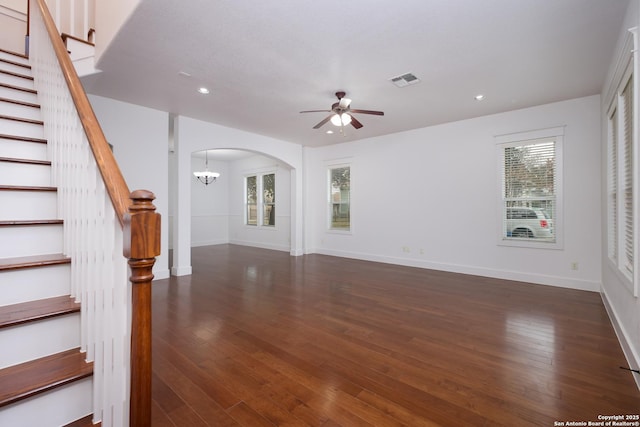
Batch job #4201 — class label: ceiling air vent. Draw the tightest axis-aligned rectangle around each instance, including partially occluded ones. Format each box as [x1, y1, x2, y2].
[389, 72, 420, 88]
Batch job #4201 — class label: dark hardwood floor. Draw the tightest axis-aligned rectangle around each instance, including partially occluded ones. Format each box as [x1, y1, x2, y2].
[151, 245, 640, 426]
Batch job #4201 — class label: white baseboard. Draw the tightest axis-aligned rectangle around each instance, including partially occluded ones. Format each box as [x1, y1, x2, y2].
[600, 289, 640, 391]
[192, 239, 228, 248]
[170, 265, 192, 276]
[153, 269, 170, 280]
[228, 239, 290, 252]
[312, 248, 601, 292]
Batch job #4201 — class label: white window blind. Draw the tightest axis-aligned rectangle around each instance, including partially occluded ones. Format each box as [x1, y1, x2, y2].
[622, 75, 634, 274]
[605, 28, 636, 295]
[501, 139, 557, 243]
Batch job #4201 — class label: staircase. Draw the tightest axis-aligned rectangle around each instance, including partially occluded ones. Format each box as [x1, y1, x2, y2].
[0, 48, 97, 426]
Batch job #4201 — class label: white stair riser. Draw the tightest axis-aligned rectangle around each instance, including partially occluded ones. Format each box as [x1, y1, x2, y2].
[0, 264, 70, 306]
[0, 52, 29, 67]
[0, 161, 51, 187]
[0, 313, 80, 369]
[0, 138, 47, 160]
[0, 376, 92, 427]
[0, 191, 57, 221]
[0, 119, 43, 139]
[0, 62, 32, 77]
[0, 86, 37, 104]
[0, 101, 41, 121]
[0, 224, 63, 257]
[0, 73, 34, 90]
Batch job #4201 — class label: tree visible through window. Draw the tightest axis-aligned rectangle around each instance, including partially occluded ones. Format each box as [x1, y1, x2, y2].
[245, 173, 276, 227]
[329, 166, 350, 230]
[246, 176, 257, 225]
[263, 173, 275, 226]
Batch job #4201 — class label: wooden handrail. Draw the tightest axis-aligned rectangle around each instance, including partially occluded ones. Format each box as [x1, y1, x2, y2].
[61, 32, 96, 48]
[33, 0, 130, 225]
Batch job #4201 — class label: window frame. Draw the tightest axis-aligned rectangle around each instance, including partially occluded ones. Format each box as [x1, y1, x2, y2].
[606, 58, 636, 294]
[244, 171, 277, 228]
[327, 162, 352, 233]
[496, 127, 564, 250]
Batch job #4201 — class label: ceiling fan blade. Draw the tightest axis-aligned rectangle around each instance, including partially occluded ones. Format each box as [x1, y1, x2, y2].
[349, 109, 384, 116]
[313, 115, 333, 129]
[339, 97, 352, 109]
[300, 109, 331, 113]
[349, 115, 363, 129]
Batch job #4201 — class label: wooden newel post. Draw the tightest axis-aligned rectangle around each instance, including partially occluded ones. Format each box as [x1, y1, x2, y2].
[124, 190, 161, 427]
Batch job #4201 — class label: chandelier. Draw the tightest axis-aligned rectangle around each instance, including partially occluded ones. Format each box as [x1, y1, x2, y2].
[193, 150, 220, 185]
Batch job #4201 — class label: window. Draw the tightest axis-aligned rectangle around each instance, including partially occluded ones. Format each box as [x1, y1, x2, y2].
[329, 165, 350, 230]
[607, 68, 635, 285]
[262, 173, 275, 226]
[245, 172, 276, 227]
[497, 127, 563, 248]
[246, 176, 257, 225]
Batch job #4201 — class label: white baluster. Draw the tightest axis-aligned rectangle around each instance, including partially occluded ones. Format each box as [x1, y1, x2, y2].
[29, 1, 131, 425]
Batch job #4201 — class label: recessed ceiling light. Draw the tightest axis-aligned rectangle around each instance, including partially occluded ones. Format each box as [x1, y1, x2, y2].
[198, 87, 210, 94]
[474, 94, 485, 101]
[178, 71, 192, 77]
[326, 130, 334, 134]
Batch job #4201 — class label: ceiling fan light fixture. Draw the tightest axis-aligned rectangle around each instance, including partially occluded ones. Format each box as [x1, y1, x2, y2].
[331, 113, 352, 127]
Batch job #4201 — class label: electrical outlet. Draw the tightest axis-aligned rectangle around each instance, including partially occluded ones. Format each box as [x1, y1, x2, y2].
[402, 246, 410, 253]
[571, 262, 579, 271]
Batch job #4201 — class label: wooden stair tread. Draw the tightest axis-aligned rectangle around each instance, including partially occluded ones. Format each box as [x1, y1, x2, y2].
[0, 69, 33, 81]
[0, 48, 28, 60]
[0, 184, 57, 191]
[0, 57, 31, 70]
[0, 96, 40, 108]
[0, 219, 62, 226]
[0, 156, 51, 165]
[0, 253, 71, 271]
[0, 295, 80, 329]
[64, 415, 101, 427]
[0, 348, 92, 408]
[0, 82, 36, 94]
[0, 114, 43, 125]
[0, 133, 47, 144]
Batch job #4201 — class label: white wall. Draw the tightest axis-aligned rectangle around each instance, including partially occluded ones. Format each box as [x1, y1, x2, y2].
[88, 94, 170, 280]
[228, 154, 291, 251]
[93, 0, 139, 60]
[306, 95, 602, 292]
[0, 0, 26, 54]
[600, 0, 640, 388]
[190, 154, 229, 247]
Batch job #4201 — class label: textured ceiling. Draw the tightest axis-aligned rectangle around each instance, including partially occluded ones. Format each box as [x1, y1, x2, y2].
[83, 0, 629, 148]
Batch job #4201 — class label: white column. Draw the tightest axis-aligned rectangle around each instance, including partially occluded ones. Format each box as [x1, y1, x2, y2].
[171, 116, 192, 276]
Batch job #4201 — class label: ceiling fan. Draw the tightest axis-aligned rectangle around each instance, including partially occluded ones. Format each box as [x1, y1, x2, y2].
[300, 91, 384, 130]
